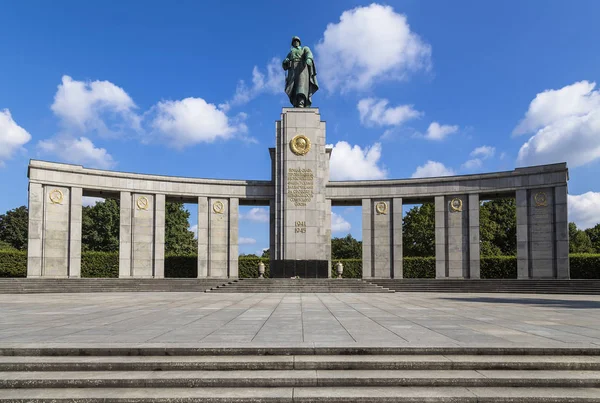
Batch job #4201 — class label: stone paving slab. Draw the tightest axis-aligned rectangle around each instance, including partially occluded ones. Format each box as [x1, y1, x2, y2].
[0, 292, 599, 348]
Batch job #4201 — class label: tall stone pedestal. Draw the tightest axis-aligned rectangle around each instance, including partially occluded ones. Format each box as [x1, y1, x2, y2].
[270, 108, 331, 278]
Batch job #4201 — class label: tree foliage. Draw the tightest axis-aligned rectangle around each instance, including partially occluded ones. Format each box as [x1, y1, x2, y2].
[331, 234, 362, 259]
[402, 203, 435, 257]
[569, 222, 595, 253]
[82, 199, 120, 252]
[165, 202, 197, 254]
[585, 224, 600, 253]
[479, 199, 517, 256]
[0, 206, 29, 250]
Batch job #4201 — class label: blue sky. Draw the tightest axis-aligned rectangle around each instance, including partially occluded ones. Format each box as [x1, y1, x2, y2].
[2, 1, 600, 254]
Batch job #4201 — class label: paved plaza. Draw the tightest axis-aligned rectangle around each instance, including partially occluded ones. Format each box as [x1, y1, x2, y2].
[0, 292, 599, 348]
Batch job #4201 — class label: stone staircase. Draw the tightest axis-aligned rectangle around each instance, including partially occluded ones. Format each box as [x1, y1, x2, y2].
[0, 278, 228, 294]
[369, 279, 600, 295]
[1, 346, 599, 401]
[208, 278, 394, 293]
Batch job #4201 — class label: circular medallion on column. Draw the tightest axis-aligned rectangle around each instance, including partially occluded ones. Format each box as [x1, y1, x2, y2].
[136, 196, 149, 210]
[449, 198, 463, 212]
[290, 134, 311, 156]
[213, 200, 225, 214]
[534, 192, 548, 207]
[375, 201, 388, 215]
[49, 189, 64, 204]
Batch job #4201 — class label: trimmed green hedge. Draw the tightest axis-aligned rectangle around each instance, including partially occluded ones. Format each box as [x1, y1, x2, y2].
[0, 249, 26, 277]
[404, 257, 436, 278]
[81, 251, 118, 278]
[1, 250, 599, 279]
[481, 256, 518, 279]
[570, 253, 600, 279]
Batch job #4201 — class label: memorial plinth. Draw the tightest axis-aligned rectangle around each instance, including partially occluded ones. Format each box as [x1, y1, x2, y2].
[269, 108, 332, 278]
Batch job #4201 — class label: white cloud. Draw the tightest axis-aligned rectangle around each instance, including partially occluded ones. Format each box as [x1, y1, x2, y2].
[220, 58, 283, 111]
[151, 97, 247, 148]
[51, 75, 140, 134]
[190, 224, 198, 239]
[568, 192, 600, 230]
[329, 141, 387, 180]
[412, 160, 455, 178]
[331, 212, 351, 233]
[424, 122, 459, 141]
[239, 237, 257, 245]
[0, 109, 31, 166]
[241, 207, 269, 223]
[316, 3, 431, 92]
[38, 137, 115, 169]
[515, 81, 600, 168]
[461, 159, 482, 170]
[82, 196, 104, 207]
[471, 145, 495, 159]
[357, 98, 422, 127]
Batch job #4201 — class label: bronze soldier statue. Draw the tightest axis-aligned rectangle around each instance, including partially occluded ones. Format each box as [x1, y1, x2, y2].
[282, 36, 319, 107]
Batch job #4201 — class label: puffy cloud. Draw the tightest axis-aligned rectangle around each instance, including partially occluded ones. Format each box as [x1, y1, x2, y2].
[331, 212, 351, 233]
[38, 137, 115, 169]
[329, 141, 387, 180]
[220, 58, 283, 111]
[151, 97, 247, 148]
[568, 192, 600, 230]
[515, 81, 600, 168]
[316, 3, 431, 92]
[357, 98, 422, 127]
[190, 225, 198, 239]
[239, 237, 257, 245]
[471, 145, 495, 159]
[0, 109, 31, 166]
[240, 207, 269, 223]
[82, 196, 104, 207]
[462, 146, 496, 171]
[424, 122, 459, 141]
[51, 75, 140, 134]
[412, 160, 455, 178]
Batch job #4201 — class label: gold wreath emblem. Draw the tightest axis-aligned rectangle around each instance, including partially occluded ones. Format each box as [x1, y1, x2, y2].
[49, 189, 64, 204]
[290, 134, 311, 156]
[375, 201, 388, 215]
[213, 200, 225, 214]
[136, 196, 149, 210]
[534, 192, 548, 207]
[450, 198, 463, 212]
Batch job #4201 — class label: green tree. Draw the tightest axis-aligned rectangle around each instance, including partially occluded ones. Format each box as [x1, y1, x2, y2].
[331, 234, 362, 259]
[585, 224, 600, 253]
[261, 249, 270, 258]
[82, 199, 120, 252]
[403, 203, 435, 257]
[0, 206, 29, 250]
[569, 222, 595, 253]
[479, 199, 517, 256]
[165, 202, 197, 254]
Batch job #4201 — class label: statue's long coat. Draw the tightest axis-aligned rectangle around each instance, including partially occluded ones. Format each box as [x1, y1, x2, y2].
[283, 46, 319, 107]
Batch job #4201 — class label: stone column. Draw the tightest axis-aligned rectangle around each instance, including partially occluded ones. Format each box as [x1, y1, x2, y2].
[228, 198, 239, 278]
[362, 198, 372, 279]
[468, 194, 480, 279]
[516, 189, 529, 279]
[154, 194, 165, 278]
[325, 199, 332, 277]
[554, 185, 569, 279]
[392, 198, 403, 279]
[435, 196, 446, 279]
[42, 186, 70, 277]
[119, 191, 132, 278]
[26, 183, 44, 277]
[208, 198, 229, 278]
[529, 188, 556, 278]
[197, 196, 208, 278]
[131, 193, 155, 278]
[69, 187, 83, 278]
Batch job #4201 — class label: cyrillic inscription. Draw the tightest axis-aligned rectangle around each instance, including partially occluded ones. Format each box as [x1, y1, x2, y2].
[287, 168, 314, 207]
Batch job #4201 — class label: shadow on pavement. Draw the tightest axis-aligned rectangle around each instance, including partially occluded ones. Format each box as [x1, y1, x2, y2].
[439, 296, 600, 309]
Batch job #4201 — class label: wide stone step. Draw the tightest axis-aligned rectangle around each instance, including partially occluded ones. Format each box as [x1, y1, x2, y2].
[1, 355, 599, 372]
[2, 369, 600, 388]
[2, 386, 599, 402]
